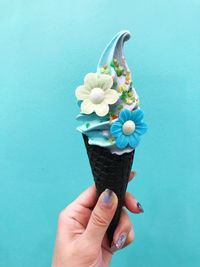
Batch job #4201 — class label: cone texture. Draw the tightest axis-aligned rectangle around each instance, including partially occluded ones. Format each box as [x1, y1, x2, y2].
[82, 134, 135, 245]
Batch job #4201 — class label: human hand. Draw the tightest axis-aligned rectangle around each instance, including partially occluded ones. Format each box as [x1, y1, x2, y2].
[52, 171, 144, 267]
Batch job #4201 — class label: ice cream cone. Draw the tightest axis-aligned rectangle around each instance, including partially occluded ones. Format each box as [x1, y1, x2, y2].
[75, 31, 147, 247]
[82, 134, 135, 246]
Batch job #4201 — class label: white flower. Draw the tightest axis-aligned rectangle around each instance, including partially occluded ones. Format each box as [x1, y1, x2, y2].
[75, 73, 119, 117]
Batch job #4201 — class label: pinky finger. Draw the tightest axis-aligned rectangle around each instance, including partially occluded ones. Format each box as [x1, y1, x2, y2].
[111, 227, 134, 253]
[123, 227, 134, 248]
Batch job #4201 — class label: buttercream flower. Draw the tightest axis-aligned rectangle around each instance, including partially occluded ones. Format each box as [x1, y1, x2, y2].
[110, 109, 147, 149]
[75, 73, 119, 117]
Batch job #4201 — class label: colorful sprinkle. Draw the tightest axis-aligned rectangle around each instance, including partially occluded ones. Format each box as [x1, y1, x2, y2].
[100, 64, 111, 75]
[127, 91, 133, 97]
[110, 59, 124, 77]
[118, 84, 127, 93]
[125, 98, 133, 105]
[86, 122, 90, 128]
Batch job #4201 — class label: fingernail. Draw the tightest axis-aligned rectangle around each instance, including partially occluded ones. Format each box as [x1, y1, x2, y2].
[102, 189, 114, 205]
[111, 233, 127, 252]
[137, 202, 144, 213]
[132, 171, 137, 177]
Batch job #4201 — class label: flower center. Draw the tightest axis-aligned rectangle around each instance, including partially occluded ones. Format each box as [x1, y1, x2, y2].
[89, 88, 105, 104]
[122, 120, 135, 135]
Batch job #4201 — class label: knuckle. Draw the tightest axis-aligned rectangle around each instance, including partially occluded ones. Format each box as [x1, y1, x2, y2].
[58, 204, 72, 220]
[92, 210, 108, 228]
[58, 208, 68, 225]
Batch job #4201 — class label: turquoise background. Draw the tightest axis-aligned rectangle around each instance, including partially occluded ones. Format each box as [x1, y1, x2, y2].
[0, 0, 200, 266]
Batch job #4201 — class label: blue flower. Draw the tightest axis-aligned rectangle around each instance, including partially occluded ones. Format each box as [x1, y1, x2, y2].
[110, 109, 147, 149]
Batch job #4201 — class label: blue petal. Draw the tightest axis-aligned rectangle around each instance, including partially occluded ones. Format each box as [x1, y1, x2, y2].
[135, 122, 148, 135]
[116, 134, 129, 149]
[131, 109, 144, 123]
[128, 134, 140, 148]
[119, 109, 132, 123]
[110, 121, 122, 137]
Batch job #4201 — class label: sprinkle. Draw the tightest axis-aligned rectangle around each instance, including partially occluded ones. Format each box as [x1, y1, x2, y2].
[128, 82, 133, 91]
[111, 115, 118, 120]
[125, 80, 130, 85]
[108, 137, 115, 144]
[120, 91, 128, 100]
[100, 64, 111, 75]
[110, 59, 124, 76]
[116, 66, 124, 76]
[127, 91, 133, 97]
[125, 71, 131, 84]
[85, 122, 90, 128]
[118, 85, 124, 93]
[110, 61, 115, 68]
[113, 58, 119, 67]
[125, 98, 133, 105]
[117, 104, 123, 110]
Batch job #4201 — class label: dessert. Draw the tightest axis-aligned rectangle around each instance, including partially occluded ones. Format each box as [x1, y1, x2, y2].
[75, 30, 147, 245]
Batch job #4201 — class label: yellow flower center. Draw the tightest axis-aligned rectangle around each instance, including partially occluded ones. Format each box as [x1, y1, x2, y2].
[89, 88, 105, 104]
[122, 120, 135, 135]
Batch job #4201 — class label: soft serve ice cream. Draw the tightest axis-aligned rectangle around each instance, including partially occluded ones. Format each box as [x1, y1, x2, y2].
[76, 30, 147, 155]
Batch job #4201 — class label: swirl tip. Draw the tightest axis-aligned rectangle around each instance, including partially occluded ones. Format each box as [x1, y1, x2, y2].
[118, 29, 131, 37]
[97, 30, 132, 73]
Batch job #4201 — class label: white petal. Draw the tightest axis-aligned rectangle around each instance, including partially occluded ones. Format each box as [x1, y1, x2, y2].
[81, 99, 94, 114]
[75, 85, 90, 100]
[84, 73, 99, 89]
[104, 89, 119, 104]
[97, 74, 113, 90]
[94, 102, 109, 117]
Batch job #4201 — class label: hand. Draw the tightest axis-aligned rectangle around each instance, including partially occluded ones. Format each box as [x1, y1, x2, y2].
[52, 171, 144, 267]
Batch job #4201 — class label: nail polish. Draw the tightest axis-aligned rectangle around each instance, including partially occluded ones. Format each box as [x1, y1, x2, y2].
[137, 202, 144, 213]
[111, 233, 127, 252]
[132, 171, 137, 177]
[116, 232, 127, 249]
[102, 189, 113, 205]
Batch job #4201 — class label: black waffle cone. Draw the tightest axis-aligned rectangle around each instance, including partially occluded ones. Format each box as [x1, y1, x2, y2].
[82, 134, 135, 246]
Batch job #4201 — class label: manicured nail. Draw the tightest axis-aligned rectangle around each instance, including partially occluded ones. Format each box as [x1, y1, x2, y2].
[129, 171, 136, 181]
[137, 202, 144, 213]
[111, 233, 127, 252]
[102, 189, 113, 205]
[132, 171, 137, 177]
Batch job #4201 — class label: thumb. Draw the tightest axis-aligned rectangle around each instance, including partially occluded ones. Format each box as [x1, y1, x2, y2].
[84, 189, 118, 246]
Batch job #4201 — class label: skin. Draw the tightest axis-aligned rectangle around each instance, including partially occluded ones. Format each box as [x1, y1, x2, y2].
[52, 171, 142, 267]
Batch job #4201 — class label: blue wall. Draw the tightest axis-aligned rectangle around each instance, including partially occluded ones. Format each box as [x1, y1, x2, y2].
[0, 1, 200, 266]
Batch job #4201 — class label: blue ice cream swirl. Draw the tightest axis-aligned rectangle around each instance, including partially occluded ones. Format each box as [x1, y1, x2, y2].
[76, 30, 146, 155]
